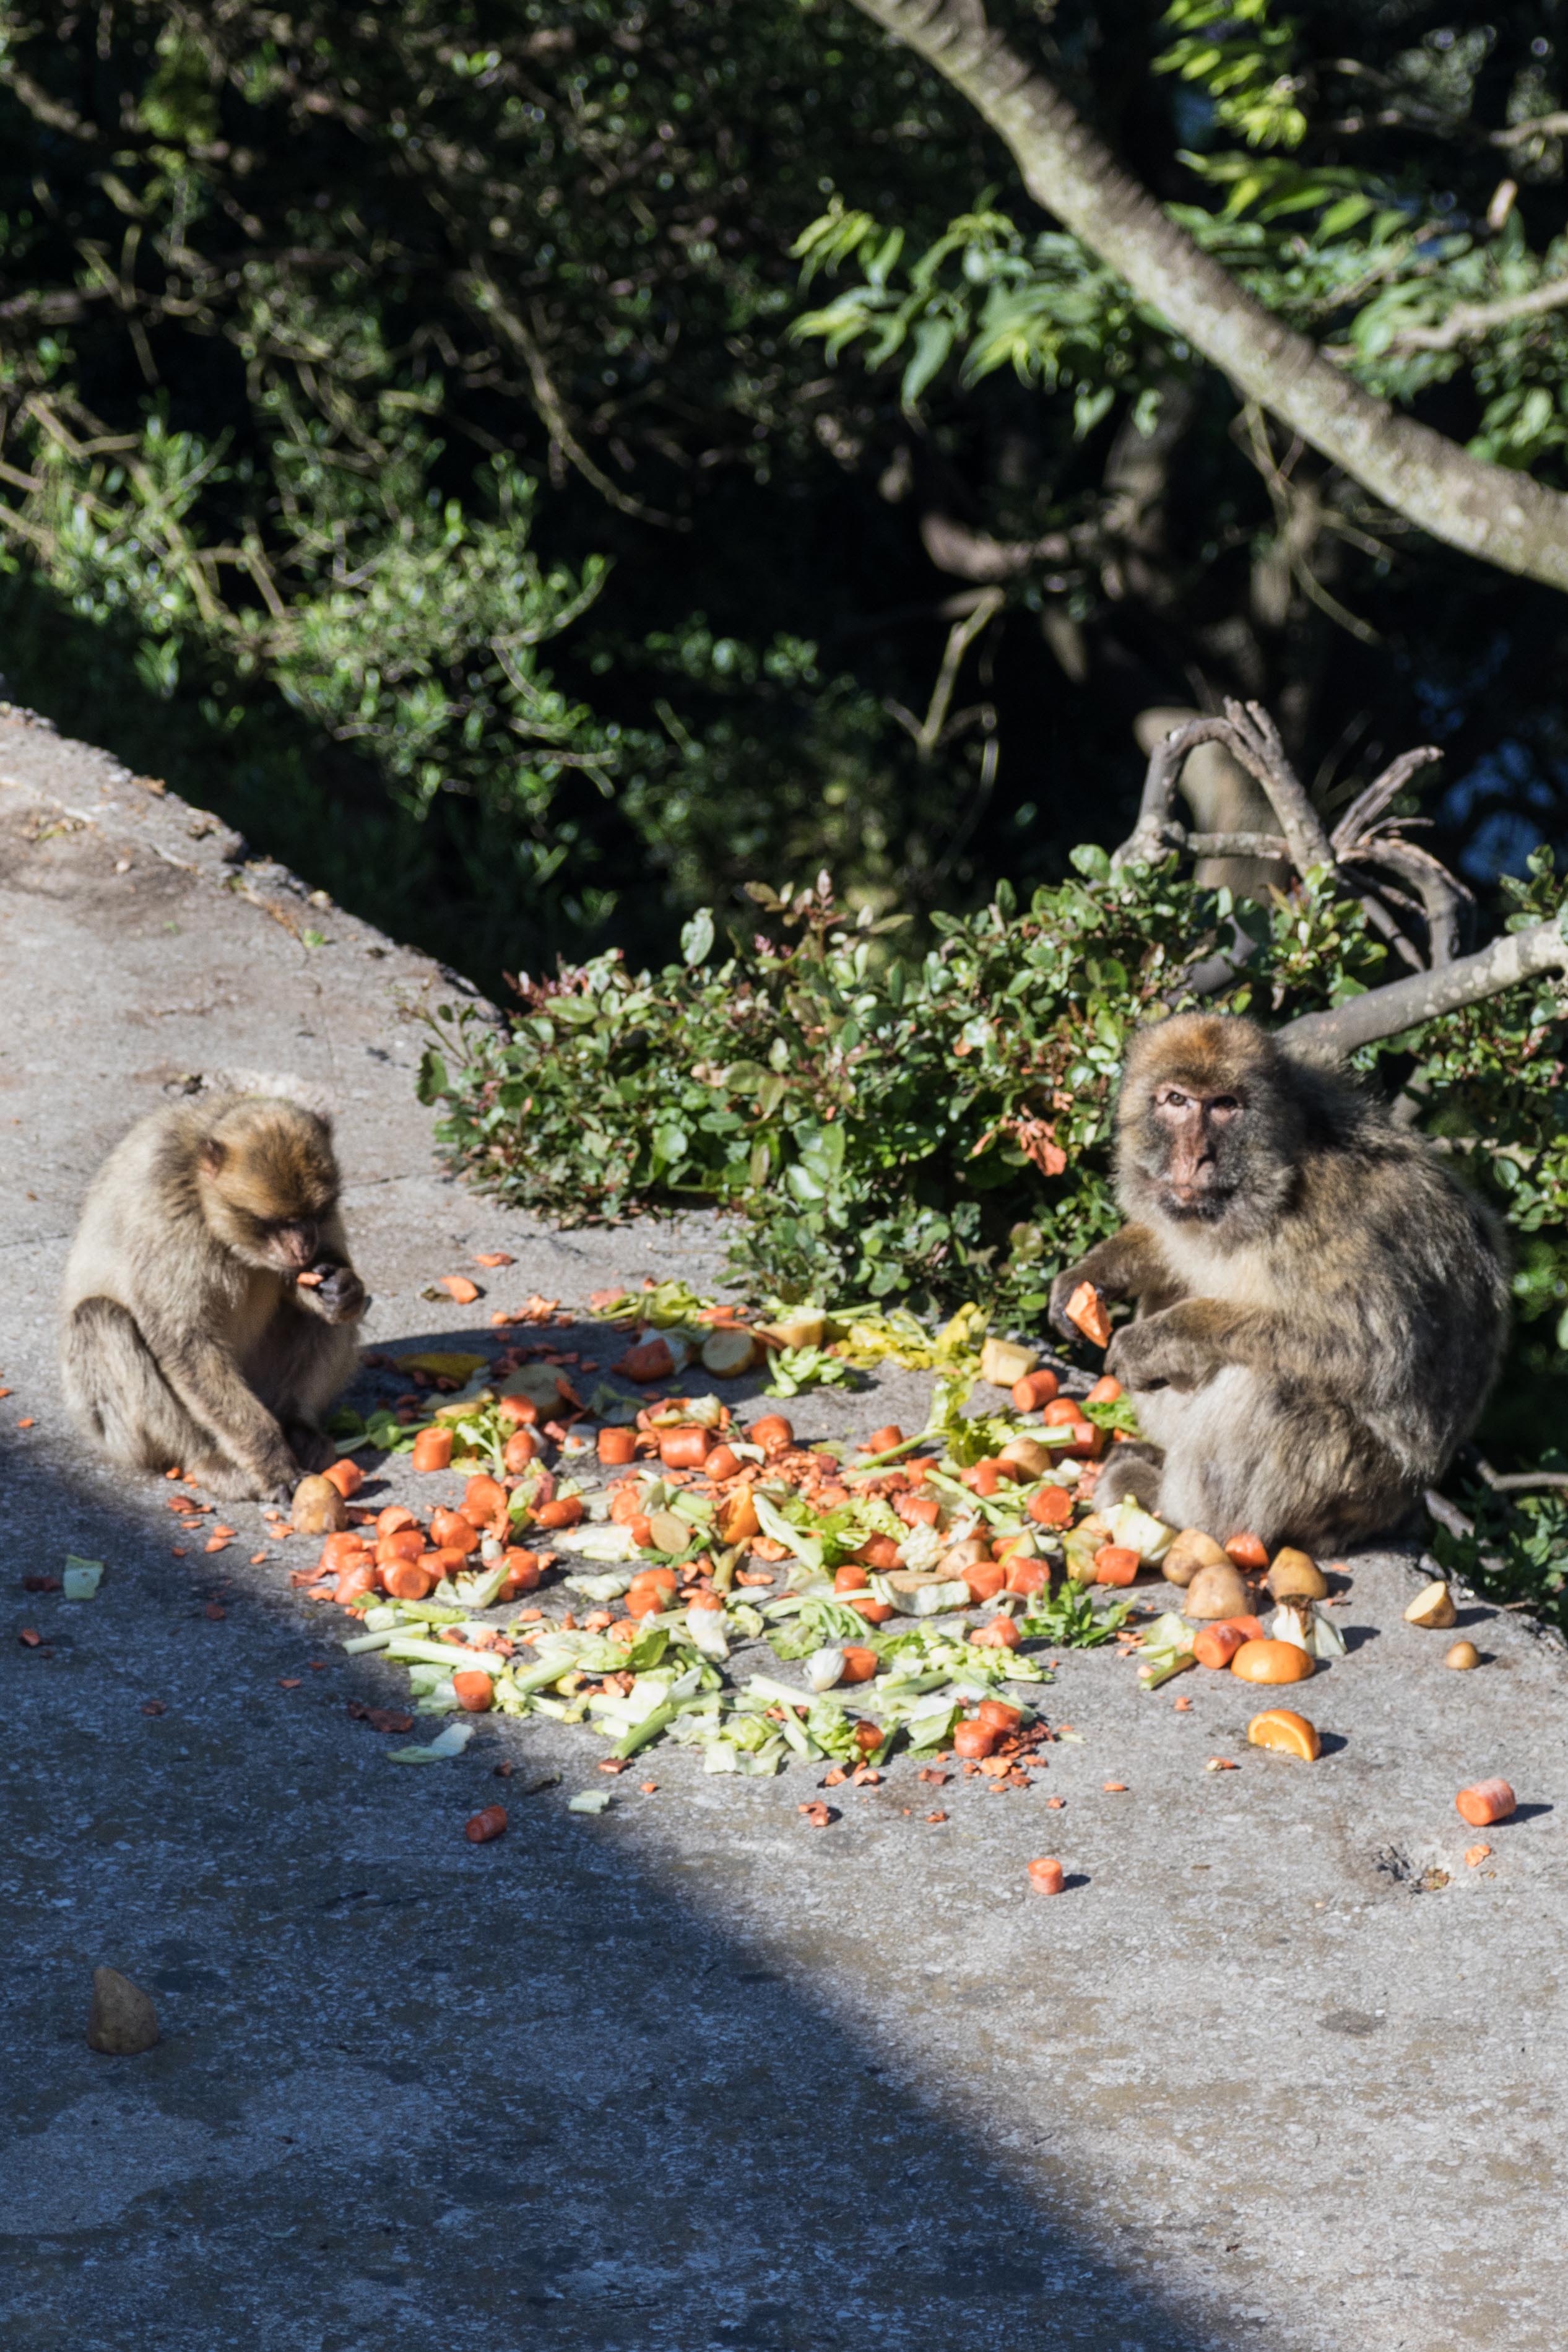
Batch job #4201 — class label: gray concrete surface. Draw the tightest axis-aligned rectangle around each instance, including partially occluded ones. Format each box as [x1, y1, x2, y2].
[0, 708, 1564, 2351]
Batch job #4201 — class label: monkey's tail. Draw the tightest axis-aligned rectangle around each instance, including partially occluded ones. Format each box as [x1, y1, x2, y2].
[60, 1297, 214, 1473]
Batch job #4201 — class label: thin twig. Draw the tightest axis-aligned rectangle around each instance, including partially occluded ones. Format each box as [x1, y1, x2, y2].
[1424, 1488, 1474, 1540]
[1475, 1457, 1568, 1494]
[1330, 746, 1442, 851]
[886, 587, 1005, 760]
[1373, 275, 1568, 355]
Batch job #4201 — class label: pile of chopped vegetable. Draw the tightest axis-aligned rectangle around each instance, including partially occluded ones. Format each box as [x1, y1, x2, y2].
[306, 1334, 1164, 1782]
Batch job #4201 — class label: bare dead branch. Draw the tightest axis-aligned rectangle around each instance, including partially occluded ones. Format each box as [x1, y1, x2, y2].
[1424, 1488, 1475, 1540]
[1475, 1458, 1568, 1494]
[1115, 700, 1335, 877]
[1343, 835, 1469, 965]
[465, 268, 682, 528]
[1184, 831, 1289, 858]
[1330, 746, 1443, 851]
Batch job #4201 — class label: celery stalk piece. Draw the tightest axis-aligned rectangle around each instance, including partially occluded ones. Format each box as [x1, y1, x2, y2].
[1140, 1651, 1197, 1691]
[62, 1557, 103, 1600]
[384, 1638, 506, 1672]
[386, 1722, 475, 1764]
[568, 1789, 612, 1813]
[743, 1672, 822, 1712]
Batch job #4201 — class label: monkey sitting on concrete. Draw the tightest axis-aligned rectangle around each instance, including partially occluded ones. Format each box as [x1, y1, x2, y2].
[1049, 1014, 1508, 1550]
[61, 1095, 367, 1501]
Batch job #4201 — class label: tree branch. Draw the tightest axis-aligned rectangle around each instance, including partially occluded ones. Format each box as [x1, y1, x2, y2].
[1476, 1457, 1568, 1493]
[1372, 276, 1568, 356]
[919, 510, 1068, 579]
[842, 0, 1568, 594]
[1184, 831, 1288, 858]
[1116, 701, 1335, 877]
[1493, 112, 1568, 147]
[1330, 747, 1442, 851]
[1282, 914, 1568, 1059]
[1342, 836, 1468, 965]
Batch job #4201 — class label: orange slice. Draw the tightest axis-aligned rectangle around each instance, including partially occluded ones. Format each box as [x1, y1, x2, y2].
[1246, 1708, 1320, 1760]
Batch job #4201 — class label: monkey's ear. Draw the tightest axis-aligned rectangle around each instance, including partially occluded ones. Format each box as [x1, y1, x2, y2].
[200, 1138, 228, 1176]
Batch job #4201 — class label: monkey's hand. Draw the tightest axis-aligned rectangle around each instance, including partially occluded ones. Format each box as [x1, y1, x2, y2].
[298, 1261, 366, 1324]
[1105, 1309, 1224, 1396]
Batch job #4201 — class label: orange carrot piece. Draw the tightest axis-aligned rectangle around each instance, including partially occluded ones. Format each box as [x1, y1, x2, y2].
[1028, 1484, 1074, 1529]
[953, 1720, 997, 1759]
[1094, 1544, 1140, 1586]
[1065, 1282, 1111, 1348]
[1224, 1531, 1270, 1572]
[658, 1426, 713, 1470]
[410, 1426, 453, 1473]
[1456, 1778, 1515, 1827]
[970, 1615, 1022, 1651]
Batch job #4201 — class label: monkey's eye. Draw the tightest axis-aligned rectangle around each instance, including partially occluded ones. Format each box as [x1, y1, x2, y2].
[1156, 1088, 1190, 1110]
[1209, 1095, 1242, 1117]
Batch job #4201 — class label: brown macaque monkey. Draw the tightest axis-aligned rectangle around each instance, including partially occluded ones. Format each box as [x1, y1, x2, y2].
[1049, 1015, 1508, 1550]
[61, 1095, 367, 1501]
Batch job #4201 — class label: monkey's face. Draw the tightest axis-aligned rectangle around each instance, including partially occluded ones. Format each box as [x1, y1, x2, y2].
[1116, 1014, 1301, 1239]
[1141, 1080, 1245, 1220]
[197, 1105, 339, 1274]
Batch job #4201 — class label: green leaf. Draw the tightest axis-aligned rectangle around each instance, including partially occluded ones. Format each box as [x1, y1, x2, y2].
[415, 1048, 449, 1105]
[681, 908, 716, 966]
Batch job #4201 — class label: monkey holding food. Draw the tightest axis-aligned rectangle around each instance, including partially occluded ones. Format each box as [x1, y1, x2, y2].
[1050, 1014, 1508, 1550]
[61, 1095, 367, 1501]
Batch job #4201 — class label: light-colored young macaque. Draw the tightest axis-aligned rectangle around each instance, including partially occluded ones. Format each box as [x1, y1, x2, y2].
[61, 1096, 367, 1501]
[1049, 1015, 1509, 1549]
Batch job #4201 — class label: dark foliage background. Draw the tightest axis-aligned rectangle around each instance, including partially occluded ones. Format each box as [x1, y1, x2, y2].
[1, 2, 1566, 990]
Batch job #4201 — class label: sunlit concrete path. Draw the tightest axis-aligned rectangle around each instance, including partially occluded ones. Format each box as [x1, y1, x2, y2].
[0, 706, 1564, 2352]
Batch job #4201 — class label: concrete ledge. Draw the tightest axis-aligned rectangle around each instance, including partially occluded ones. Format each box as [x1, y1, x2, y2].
[1, 713, 1564, 2351]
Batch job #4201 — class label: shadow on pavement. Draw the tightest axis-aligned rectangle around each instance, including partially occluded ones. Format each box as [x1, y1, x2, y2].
[0, 1364, 1244, 2352]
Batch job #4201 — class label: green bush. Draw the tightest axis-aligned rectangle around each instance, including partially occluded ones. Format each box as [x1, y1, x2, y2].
[417, 847, 1568, 1341]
